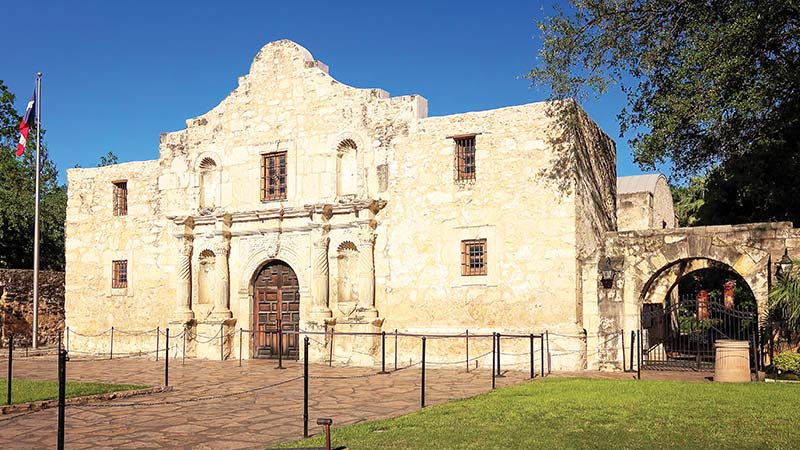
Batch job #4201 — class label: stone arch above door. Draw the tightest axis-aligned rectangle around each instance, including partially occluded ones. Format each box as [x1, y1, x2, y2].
[608, 226, 774, 313]
[238, 238, 307, 297]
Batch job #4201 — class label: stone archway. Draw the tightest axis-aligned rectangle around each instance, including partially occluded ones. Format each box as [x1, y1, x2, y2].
[251, 259, 300, 359]
[638, 258, 760, 371]
[639, 258, 758, 308]
[592, 222, 794, 371]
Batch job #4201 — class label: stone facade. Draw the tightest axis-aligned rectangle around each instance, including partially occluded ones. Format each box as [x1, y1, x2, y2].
[589, 221, 800, 370]
[65, 40, 616, 370]
[616, 174, 676, 231]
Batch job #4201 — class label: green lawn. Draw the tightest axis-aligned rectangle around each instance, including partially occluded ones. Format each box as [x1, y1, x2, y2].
[0, 378, 147, 405]
[279, 378, 800, 450]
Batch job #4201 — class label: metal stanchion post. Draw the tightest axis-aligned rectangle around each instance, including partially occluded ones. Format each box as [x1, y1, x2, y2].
[622, 330, 626, 372]
[156, 326, 160, 361]
[530, 333, 535, 379]
[539, 334, 544, 378]
[394, 329, 398, 371]
[496, 332, 503, 377]
[546, 330, 551, 374]
[110, 326, 114, 360]
[492, 333, 496, 389]
[303, 336, 309, 438]
[637, 329, 642, 380]
[6, 334, 12, 405]
[57, 344, 68, 450]
[630, 330, 635, 372]
[165, 329, 170, 387]
[239, 328, 243, 367]
[420, 336, 426, 408]
[65, 327, 69, 352]
[379, 331, 388, 374]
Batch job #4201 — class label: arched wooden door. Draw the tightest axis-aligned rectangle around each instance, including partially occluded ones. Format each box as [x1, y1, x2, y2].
[253, 261, 300, 359]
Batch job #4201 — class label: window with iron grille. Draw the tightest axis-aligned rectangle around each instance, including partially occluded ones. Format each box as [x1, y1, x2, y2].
[112, 260, 128, 288]
[461, 239, 487, 276]
[261, 152, 287, 201]
[113, 181, 128, 216]
[454, 136, 476, 181]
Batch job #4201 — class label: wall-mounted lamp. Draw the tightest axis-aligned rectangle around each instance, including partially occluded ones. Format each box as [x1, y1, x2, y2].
[776, 248, 793, 279]
[600, 257, 616, 289]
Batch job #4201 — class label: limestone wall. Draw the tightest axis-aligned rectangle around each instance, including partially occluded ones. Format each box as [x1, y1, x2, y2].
[378, 100, 612, 370]
[571, 105, 618, 370]
[64, 40, 616, 370]
[65, 160, 175, 354]
[617, 175, 676, 231]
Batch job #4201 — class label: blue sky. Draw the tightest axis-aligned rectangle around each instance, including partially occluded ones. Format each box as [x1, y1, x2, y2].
[5, 0, 656, 184]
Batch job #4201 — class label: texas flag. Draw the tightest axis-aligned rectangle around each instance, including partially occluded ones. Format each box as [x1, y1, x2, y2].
[16, 90, 36, 157]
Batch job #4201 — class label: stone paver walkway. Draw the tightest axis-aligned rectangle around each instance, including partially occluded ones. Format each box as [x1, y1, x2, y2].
[1, 355, 532, 449]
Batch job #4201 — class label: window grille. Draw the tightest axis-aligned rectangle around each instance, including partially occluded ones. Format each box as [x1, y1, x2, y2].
[112, 260, 128, 288]
[261, 152, 287, 201]
[113, 181, 128, 216]
[454, 136, 476, 181]
[461, 239, 487, 276]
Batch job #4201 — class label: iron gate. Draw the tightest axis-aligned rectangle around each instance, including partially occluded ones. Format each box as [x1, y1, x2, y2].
[640, 297, 760, 371]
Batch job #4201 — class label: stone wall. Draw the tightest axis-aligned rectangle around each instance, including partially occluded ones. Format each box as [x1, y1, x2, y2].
[65, 159, 173, 347]
[0, 269, 65, 346]
[617, 175, 676, 231]
[589, 221, 800, 370]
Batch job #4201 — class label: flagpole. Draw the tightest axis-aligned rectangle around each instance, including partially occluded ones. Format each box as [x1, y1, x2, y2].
[32, 72, 42, 349]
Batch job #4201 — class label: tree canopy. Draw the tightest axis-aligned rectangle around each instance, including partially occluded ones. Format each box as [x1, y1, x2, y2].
[0, 81, 66, 271]
[528, 0, 800, 178]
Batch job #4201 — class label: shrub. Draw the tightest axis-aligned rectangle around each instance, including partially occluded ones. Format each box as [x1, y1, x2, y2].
[773, 351, 800, 374]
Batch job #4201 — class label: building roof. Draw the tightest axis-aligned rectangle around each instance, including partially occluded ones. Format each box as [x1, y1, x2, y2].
[617, 174, 666, 195]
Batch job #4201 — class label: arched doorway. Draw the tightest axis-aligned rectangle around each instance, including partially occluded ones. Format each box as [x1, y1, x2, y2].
[253, 260, 300, 360]
[640, 259, 760, 372]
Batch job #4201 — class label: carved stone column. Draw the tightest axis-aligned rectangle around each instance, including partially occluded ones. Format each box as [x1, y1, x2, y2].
[357, 230, 378, 318]
[174, 238, 195, 322]
[211, 241, 232, 319]
[310, 231, 332, 321]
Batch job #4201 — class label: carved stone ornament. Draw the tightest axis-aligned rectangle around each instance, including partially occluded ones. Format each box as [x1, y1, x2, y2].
[241, 234, 280, 259]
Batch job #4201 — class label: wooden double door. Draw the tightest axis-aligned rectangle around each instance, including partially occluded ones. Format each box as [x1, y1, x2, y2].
[253, 261, 300, 359]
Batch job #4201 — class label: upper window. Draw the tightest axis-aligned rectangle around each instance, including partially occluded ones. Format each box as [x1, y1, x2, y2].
[113, 181, 128, 216]
[454, 135, 476, 181]
[461, 239, 487, 276]
[261, 152, 287, 201]
[112, 260, 128, 288]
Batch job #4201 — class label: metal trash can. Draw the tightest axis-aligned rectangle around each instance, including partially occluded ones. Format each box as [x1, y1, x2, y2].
[714, 340, 751, 382]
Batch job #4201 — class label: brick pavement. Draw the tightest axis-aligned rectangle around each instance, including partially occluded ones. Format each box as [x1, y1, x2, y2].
[1, 355, 532, 449]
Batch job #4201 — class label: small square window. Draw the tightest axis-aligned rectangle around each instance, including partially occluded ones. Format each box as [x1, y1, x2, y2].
[112, 260, 128, 288]
[261, 152, 287, 201]
[461, 239, 487, 276]
[113, 181, 128, 216]
[454, 136, 476, 181]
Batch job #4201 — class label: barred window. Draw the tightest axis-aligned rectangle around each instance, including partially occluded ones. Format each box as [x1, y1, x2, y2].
[113, 181, 128, 216]
[454, 135, 476, 181]
[461, 239, 487, 276]
[112, 260, 128, 288]
[261, 152, 287, 201]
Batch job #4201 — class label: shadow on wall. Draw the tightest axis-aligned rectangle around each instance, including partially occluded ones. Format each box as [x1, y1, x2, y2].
[539, 100, 616, 207]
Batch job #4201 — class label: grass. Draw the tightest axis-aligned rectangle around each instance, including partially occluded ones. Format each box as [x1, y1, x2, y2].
[279, 378, 800, 450]
[0, 378, 148, 405]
